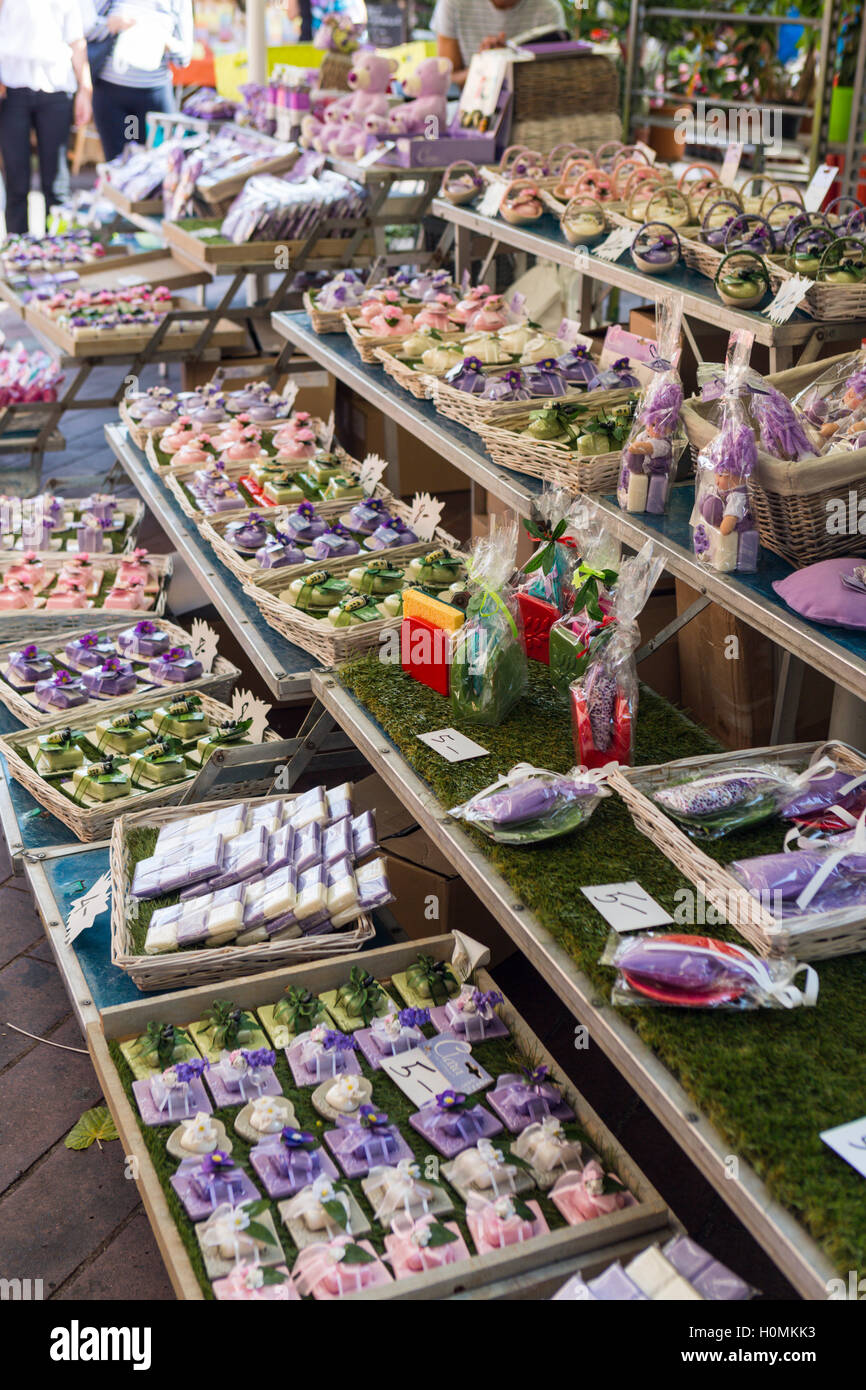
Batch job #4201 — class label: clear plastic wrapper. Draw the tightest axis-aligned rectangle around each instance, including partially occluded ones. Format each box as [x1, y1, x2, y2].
[450, 520, 528, 727]
[517, 485, 580, 614]
[449, 762, 610, 843]
[690, 332, 760, 573]
[568, 541, 663, 767]
[662, 1235, 757, 1300]
[547, 500, 621, 695]
[729, 813, 866, 919]
[601, 929, 818, 1010]
[220, 169, 366, 245]
[792, 347, 866, 450]
[616, 298, 685, 515]
[649, 751, 845, 839]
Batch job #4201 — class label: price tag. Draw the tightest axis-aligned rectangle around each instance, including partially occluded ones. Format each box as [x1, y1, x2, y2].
[406, 490, 444, 542]
[230, 688, 271, 743]
[65, 871, 111, 945]
[478, 177, 507, 218]
[417, 728, 490, 763]
[580, 880, 673, 933]
[635, 140, 657, 165]
[803, 163, 836, 213]
[821, 1115, 866, 1181]
[763, 274, 813, 324]
[593, 227, 634, 264]
[379, 1047, 453, 1106]
[719, 143, 743, 187]
[193, 226, 221, 239]
[421, 1037, 492, 1094]
[357, 141, 396, 169]
[188, 618, 219, 673]
[358, 451, 388, 491]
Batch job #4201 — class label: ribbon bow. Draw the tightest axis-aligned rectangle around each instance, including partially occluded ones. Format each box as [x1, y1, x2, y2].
[368, 1160, 431, 1221]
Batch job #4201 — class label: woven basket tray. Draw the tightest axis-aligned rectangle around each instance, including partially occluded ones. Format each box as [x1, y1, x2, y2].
[302, 288, 349, 336]
[143, 415, 330, 476]
[122, 387, 302, 451]
[768, 261, 866, 321]
[242, 531, 466, 665]
[0, 689, 280, 842]
[1, 497, 145, 555]
[0, 617, 240, 728]
[109, 792, 374, 990]
[477, 416, 622, 493]
[611, 740, 866, 961]
[164, 442, 375, 524]
[679, 232, 787, 288]
[343, 309, 462, 365]
[430, 376, 632, 434]
[681, 353, 866, 567]
[372, 346, 438, 399]
[0, 552, 172, 638]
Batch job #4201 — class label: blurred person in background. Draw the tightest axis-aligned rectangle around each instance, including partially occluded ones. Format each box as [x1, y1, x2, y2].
[432, 0, 566, 84]
[87, 0, 193, 160]
[0, 0, 93, 233]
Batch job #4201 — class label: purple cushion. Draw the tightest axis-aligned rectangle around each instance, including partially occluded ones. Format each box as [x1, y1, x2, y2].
[772, 557, 866, 629]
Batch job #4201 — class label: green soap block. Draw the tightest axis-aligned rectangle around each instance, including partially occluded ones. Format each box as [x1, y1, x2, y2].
[348, 561, 404, 596]
[262, 476, 305, 504]
[295, 473, 326, 501]
[128, 745, 190, 784]
[321, 475, 363, 501]
[36, 736, 84, 772]
[327, 594, 382, 627]
[195, 731, 250, 762]
[303, 455, 341, 483]
[93, 719, 150, 755]
[257, 999, 333, 1050]
[70, 764, 131, 801]
[283, 572, 349, 611]
[318, 985, 398, 1033]
[151, 707, 210, 740]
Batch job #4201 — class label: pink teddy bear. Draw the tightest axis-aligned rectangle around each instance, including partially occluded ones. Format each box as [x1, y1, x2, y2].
[302, 52, 396, 153]
[387, 57, 452, 138]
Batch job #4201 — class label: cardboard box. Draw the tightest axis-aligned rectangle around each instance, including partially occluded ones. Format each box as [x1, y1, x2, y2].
[336, 382, 467, 494]
[354, 773, 516, 965]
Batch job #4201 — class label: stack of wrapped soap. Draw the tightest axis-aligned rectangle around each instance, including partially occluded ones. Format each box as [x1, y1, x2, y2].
[136, 784, 391, 954]
[553, 1237, 755, 1301]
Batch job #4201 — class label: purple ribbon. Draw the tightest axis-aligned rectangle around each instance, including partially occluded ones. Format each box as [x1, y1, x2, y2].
[497, 1071, 561, 1120]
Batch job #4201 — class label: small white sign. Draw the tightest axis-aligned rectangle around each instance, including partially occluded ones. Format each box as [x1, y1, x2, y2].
[65, 870, 111, 945]
[357, 141, 396, 169]
[763, 274, 813, 324]
[635, 141, 657, 165]
[719, 143, 743, 187]
[194, 226, 221, 239]
[282, 379, 299, 410]
[821, 1115, 866, 1181]
[580, 880, 673, 933]
[406, 490, 444, 542]
[379, 1047, 454, 1106]
[478, 177, 507, 219]
[422, 1037, 492, 1095]
[116, 272, 149, 288]
[230, 688, 271, 743]
[358, 451, 388, 491]
[417, 728, 490, 763]
[188, 618, 219, 673]
[593, 227, 634, 264]
[803, 163, 836, 214]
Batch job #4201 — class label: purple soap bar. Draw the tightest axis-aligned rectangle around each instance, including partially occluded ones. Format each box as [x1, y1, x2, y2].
[294, 821, 322, 873]
[779, 769, 863, 820]
[132, 1074, 212, 1127]
[131, 834, 226, 898]
[255, 536, 306, 569]
[63, 633, 116, 670]
[6, 644, 53, 685]
[117, 621, 171, 658]
[343, 501, 389, 536]
[81, 658, 137, 698]
[355, 858, 392, 913]
[224, 514, 268, 551]
[351, 810, 378, 859]
[298, 913, 332, 936]
[249, 1139, 338, 1200]
[35, 671, 88, 710]
[205, 1061, 282, 1108]
[305, 528, 361, 560]
[323, 817, 352, 865]
[735, 528, 760, 572]
[284, 505, 326, 543]
[148, 647, 203, 683]
[663, 1235, 753, 1300]
[645, 471, 670, 515]
[261, 823, 295, 875]
[408, 1101, 502, 1158]
[324, 1116, 414, 1179]
[206, 824, 270, 890]
[364, 521, 418, 551]
[241, 864, 297, 928]
[587, 1263, 648, 1301]
[170, 1156, 259, 1221]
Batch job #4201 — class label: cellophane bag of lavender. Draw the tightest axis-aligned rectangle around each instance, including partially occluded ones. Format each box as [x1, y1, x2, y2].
[748, 375, 821, 461]
[449, 762, 611, 844]
[690, 331, 761, 573]
[568, 541, 663, 767]
[548, 500, 621, 695]
[790, 348, 866, 453]
[616, 296, 686, 514]
[517, 485, 581, 613]
[450, 519, 528, 727]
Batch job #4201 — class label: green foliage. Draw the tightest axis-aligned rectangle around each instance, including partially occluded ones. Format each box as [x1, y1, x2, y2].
[65, 1107, 118, 1151]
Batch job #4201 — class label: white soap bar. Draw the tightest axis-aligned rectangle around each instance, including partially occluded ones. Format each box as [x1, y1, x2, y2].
[327, 862, 358, 917]
[326, 782, 353, 821]
[290, 786, 328, 829]
[248, 798, 285, 834]
[707, 526, 739, 573]
[626, 1247, 696, 1300]
[144, 919, 180, 954]
[626, 471, 649, 512]
[294, 865, 327, 920]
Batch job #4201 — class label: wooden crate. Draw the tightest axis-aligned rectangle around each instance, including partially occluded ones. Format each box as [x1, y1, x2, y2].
[88, 933, 675, 1300]
[164, 219, 375, 270]
[24, 298, 246, 358]
[101, 184, 164, 218]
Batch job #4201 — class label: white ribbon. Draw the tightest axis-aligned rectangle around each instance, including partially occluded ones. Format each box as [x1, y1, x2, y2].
[789, 808, 866, 915]
[199, 1203, 260, 1266]
[450, 762, 614, 817]
[369, 1161, 432, 1221]
[284, 1178, 351, 1232]
[632, 939, 818, 1009]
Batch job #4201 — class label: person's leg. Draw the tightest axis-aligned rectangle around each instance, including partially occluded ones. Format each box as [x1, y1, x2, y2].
[91, 79, 129, 161]
[32, 91, 73, 215]
[0, 87, 35, 233]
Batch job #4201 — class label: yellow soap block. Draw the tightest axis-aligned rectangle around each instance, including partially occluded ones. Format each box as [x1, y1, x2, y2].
[402, 587, 465, 632]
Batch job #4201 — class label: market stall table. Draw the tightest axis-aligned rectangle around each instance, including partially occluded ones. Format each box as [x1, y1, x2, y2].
[432, 198, 864, 373]
[277, 663, 859, 1301]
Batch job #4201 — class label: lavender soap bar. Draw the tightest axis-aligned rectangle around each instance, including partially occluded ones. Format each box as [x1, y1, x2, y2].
[132, 835, 226, 898]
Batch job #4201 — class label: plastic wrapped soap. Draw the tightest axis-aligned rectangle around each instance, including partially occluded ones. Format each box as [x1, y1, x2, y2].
[332, 856, 392, 925]
[663, 1235, 755, 1300]
[326, 858, 358, 917]
[131, 834, 226, 898]
[242, 863, 297, 926]
[626, 1246, 702, 1300]
[144, 915, 180, 954]
[154, 805, 246, 857]
[289, 785, 328, 829]
[326, 782, 353, 822]
[174, 884, 246, 947]
[293, 821, 322, 873]
[248, 799, 285, 833]
[323, 817, 353, 865]
[261, 823, 295, 876]
[588, 1263, 648, 1301]
[351, 810, 378, 859]
[294, 863, 327, 920]
[204, 825, 270, 891]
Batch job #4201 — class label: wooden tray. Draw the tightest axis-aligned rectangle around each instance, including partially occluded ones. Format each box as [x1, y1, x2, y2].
[164, 219, 375, 271]
[101, 184, 164, 218]
[0, 551, 172, 637]
[0, 617, 240, 728]
[24, 297, 246, 358]
[88, 933, 675, 1300]
[611, 739, 866, 960]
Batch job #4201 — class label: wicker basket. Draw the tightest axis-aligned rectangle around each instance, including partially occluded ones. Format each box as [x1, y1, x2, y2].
[302, 288, 350, 335]
[372, 346, 439, 399]
[0, 689, 280, 842]
[0, 618, 240, 729]
[109, 793, 374, 990]
[477, 415, 622, 493]
[165, 442, 372, 523]
[143, 416, 330, 476]
[318, 50, 354, 90]
[242, 532, 466, 665]
[124, 387, 304, 452]
[0, 552, 172, 638]
[680, 232, 787, 288]
[770, 259, 866, 321]
[681, 354, 866, 567]
[430, 375, 631, 435]
[343, 309, 456, 365]
[611, 740, 866, 961]
[509, 112, 621, 154]
[511, 54, 618, 124]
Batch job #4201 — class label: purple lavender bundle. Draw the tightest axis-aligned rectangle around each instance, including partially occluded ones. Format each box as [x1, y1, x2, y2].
[751, 384, 817, 462]
[651, 762, 798, 837]
[450, 763, 609, 843]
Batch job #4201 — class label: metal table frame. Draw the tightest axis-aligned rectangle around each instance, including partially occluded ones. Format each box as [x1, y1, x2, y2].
[432, 198, 863, 374]
[284, 671, 838, 1302]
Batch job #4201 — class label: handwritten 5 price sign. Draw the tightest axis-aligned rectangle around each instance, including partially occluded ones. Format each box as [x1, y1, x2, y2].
[580, 880, 673, 933]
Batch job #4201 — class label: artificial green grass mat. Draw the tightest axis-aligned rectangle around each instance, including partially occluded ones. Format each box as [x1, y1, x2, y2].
[108, 991, 592, 1299]
[338, 654, 866, 1276]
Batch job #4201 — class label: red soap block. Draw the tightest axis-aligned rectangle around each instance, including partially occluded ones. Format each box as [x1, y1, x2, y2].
[517, 592, 559, 664]
[401, 615, 451, 697]
[570, 684, 633, 769]
[238, 475, 277, 506]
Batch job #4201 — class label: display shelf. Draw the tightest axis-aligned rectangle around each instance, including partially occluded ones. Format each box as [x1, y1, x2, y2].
[286, 669, 839, 1302]
[104, 424, 318, 703]
[431, 198, 864, 371]
[271, 311, 866, 735]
